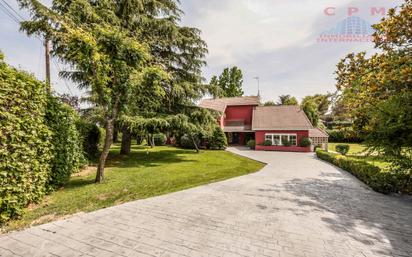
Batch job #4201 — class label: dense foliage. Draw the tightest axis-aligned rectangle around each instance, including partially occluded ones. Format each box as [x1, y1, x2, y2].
[300, 137, 312, 147]
[335, 0, 412, 173]
[153, 133, 167, 146]
[335, 144, 350, 156]
[76, 120, 101, 161]
[0, 54, 52, 223]
[209, 67, 244, 98]
[316, 150, 411, 194]
[179, 134, 200, 149]
[247, 140, 256, 149]
[46, 97, 86, 188]
[277, 95, 298, 106]
[326, 128, 362, 143]
[209, 127, 227, 150]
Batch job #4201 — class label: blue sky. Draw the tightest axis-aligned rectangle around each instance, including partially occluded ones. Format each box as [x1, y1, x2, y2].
[0, 0, 403, 102]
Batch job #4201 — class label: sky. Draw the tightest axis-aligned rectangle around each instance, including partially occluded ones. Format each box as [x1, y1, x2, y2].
[0, 0, 403, 102]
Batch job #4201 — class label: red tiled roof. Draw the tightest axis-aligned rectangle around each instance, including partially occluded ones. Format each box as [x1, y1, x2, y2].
[309, 128, 329, 138]
[252, 106, 314, 130]
[199, 96, 260, 112]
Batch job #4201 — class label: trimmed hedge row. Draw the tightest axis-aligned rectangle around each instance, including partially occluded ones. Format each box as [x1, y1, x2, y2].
[316, 150, 412, 194]
[0, 54, 52, 223]
[46, 97, 87, 188]
[0, 55, 99, 223]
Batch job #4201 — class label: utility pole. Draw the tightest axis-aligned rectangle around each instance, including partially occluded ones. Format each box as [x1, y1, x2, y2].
[44, 39, 51, 91]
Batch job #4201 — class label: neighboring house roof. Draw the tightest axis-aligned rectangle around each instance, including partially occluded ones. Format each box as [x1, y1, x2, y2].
[252, 106, 314, 130]
[198, 96, 260, 112]
[309, 128, 329, 138]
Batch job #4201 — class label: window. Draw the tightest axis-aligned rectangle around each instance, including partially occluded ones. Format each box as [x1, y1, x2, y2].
[264, 133, 298, 146]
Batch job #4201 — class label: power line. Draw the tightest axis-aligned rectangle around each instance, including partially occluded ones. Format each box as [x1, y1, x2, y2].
[0, 1, 75, 96]
[1, 0, 25, 21]
[0, 1, 20, 24]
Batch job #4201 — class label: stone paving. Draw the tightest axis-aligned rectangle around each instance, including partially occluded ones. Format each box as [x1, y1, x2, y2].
[1, 147, 412, 257]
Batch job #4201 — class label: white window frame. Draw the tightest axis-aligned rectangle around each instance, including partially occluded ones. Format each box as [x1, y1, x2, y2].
[264, 133, 298, 146]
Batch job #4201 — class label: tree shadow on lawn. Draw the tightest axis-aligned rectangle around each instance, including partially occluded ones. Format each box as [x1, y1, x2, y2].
[254, 160, 412, 256]
[65, 146, 200, 190]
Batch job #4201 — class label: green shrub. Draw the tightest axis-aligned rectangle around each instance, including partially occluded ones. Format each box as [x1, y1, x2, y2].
[46, 97, 86, 188]
[210, 127, 227, 150]
[263, 140, 273, 146]
[76, 120, 101, 161]
[316, 150, 411, 194]
[0, 56, 52, 223]
[282, 139, 292, 147]
[327, 128, 362, 143]
[300, 137, 312, 147]
[153, 133, 167, 146]
[247, 140, 256, 149]
[180, 134, 200, 149]
[335, 144, 350, 155]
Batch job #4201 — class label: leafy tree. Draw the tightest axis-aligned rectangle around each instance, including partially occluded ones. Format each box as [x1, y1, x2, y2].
[335, 0, 412, 172]
[264, 101, 276, 106]
[19, 0, 205, 182]
[301, 100, 319, 127]
[277, 95, 298, 105]
[210, 127, 227, 149]
[302, 94, 331, 116]
[210, 67, 244, 98]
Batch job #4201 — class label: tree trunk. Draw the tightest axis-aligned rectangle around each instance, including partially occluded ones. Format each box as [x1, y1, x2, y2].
[190, 134, 200, 153]
[120, 127, 132, 155]
[113, 125, 119, 143]
[95, 119, 114, 183]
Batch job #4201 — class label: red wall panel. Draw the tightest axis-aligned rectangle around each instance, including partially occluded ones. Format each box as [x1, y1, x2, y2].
[225, 105, 255, 125]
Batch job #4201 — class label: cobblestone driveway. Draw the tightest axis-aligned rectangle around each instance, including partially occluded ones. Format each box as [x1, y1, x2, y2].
[1, 148, 411, 257]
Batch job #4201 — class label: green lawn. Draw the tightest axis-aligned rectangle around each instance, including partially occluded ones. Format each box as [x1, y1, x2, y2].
[328, 143, 390, 170]
[2, 145, 264, 232]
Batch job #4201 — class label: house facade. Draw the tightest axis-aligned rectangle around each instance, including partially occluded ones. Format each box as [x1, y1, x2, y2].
[199, 96, 328, 152]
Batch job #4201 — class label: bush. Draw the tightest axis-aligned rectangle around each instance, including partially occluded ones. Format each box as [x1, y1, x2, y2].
[153, 133, 167, 146]
[247, 140, 256, 149]
[335, 144, 350, 155]
[316, 150, 412, 194]
[263, 140, 273, 146]
[282, 139, 292, 147]
[180, 134, 200, 149]
[76, 120, 101, 161]
[210, 127, 227, 150]
[300, 137, 312, 147]
[327, 128, 362, 143]
[46, 97, 86, 188]
[0, 56, 52, 223]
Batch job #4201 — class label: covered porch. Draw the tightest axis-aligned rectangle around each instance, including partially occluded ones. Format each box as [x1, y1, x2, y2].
[224, 120, 255, 145]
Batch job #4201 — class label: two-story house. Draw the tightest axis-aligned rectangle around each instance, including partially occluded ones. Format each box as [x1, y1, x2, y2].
[199, 96, 328, 152]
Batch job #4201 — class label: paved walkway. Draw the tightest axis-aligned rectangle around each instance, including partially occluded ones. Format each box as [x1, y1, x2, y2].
[1, 148, 411, 257]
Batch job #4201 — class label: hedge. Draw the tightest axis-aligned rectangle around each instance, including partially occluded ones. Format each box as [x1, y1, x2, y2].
[153, 133, 167, 146]
[46, 97, 86, 188]
[316, 150, 412, 194]
[0, 55, 52, 223]
[0, 54, 88, 223]
[326, 128, 362, 143]
[76, 120, 101, 161]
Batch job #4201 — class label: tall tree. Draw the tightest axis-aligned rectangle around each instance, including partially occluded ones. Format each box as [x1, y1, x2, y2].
[302, 94, 331, 116]
[335, 0, 412, 171]
[209, 67, 244, 98]
[18, 0, 163, 182]
[277, 95, 298, 105]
